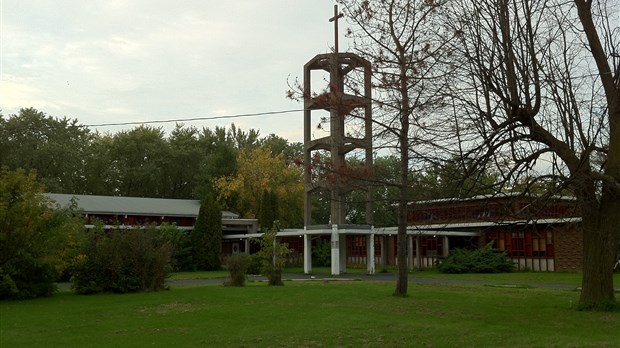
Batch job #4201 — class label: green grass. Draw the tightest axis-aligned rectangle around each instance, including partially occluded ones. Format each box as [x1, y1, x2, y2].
[2, 280, 619, 347]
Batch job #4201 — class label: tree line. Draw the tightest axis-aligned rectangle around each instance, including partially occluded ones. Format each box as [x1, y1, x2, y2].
[1, 107, 502, 229]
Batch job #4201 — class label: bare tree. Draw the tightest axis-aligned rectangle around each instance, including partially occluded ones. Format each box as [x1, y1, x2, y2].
[338, 0, 452, 296]
[445, 0, 619, 309]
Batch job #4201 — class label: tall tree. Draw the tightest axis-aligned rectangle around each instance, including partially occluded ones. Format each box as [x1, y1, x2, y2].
[0, 108, 92, 193]
[190, 200, 209, 270]
[339, 0, 450, 296]
[108, 126, 169, 197]
[163, 124, 203, 198]
[445, 0, 619, 308]
[203, 196, 222, 271]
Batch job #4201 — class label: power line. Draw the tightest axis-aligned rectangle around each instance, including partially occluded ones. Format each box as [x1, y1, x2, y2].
[82, 109, 304, 128]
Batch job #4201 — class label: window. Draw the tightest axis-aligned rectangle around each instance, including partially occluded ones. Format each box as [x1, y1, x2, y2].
[511, 231, 525, 257]
[532, 231, 547, 256]
[419, 236, 443, 257]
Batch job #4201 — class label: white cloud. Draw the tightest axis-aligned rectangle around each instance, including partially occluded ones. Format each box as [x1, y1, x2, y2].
[2, 1, 345, 142]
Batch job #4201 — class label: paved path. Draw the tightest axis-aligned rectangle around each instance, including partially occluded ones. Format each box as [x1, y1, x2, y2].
[166, 273, 580, 290]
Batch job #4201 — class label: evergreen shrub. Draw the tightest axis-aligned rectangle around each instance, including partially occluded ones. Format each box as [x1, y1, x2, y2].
[313, 238, 331, 267]
[437, 243, 514, 274]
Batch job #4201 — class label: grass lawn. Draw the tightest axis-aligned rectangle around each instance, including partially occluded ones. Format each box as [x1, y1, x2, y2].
[1, 278, 619, 347]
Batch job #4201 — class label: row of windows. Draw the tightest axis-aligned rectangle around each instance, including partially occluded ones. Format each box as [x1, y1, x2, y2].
[411, 202, 576, 222]
[486, 230, 554, 257]
[347, 235, 444, 258]
[85, 214, 195, 227]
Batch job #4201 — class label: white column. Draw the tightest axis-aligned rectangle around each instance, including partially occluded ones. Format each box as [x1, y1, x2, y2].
[380, 235, 388, 272]
[304, 231, 312, 274]
[339, 234, 347, 273]
[244, 239, 250, 254]
[443, 236, 449, 257]
[331, 224, 340, 275]
[367, 229, 375, 274]
[407, 235, 414, 271]
[415, 236, 421, 270]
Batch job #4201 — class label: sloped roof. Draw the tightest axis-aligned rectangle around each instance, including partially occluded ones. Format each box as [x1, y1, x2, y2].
[44, 193, 239, 219]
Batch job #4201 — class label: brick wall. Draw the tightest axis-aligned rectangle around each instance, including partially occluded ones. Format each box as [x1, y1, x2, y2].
[553, 223, 583, 272]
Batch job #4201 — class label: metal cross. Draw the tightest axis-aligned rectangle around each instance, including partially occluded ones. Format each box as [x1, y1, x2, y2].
[329, 4, 344, 53]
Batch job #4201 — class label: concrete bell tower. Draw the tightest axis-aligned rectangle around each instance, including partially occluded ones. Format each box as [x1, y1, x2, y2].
[303, 5, 373, 274]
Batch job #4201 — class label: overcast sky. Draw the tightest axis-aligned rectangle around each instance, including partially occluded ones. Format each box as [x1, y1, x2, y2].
[1, 1, 348, 143]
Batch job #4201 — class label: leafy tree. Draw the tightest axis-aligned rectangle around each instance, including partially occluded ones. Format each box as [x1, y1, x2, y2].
[0, 169, 84, 299]
[194, 126, 239, 199]
[81, 133, 116, 196]
[410, 158, 500, 201]
[108, 126, 169, 197]
[215, 147, 304, 228]
[260, 134, 304, 163]
[444, 0, 619, 309]
[0, 108, 92, 193]
[162, 124, 203, 199]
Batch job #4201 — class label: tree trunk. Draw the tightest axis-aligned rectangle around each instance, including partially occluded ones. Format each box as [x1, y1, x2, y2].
[394, 200, 409, 296]
[579, 190, 619, 309]
[395, 122, 410, 297]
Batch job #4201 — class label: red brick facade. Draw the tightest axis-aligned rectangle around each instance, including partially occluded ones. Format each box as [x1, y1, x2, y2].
[552, 223, 583, 272]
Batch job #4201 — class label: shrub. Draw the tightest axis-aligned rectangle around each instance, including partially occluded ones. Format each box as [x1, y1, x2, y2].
[313, 238, 331, 267]
[158, 223, 192, 272]
[255, 222, 292, 286]
[71, 225, 172, 294]
[437, 243, 515, 274]
[0, 169, 84, 300]
[246, 253, 262, 275]
[225, 253, 250, 287]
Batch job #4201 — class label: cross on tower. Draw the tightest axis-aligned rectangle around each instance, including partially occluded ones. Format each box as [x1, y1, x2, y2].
[329, 4, 344, 53]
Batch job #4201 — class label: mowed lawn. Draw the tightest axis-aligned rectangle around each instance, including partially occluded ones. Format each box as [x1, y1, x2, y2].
[1, 277, 619, 347]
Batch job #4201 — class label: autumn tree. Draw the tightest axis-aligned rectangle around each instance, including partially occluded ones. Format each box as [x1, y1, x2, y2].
[338, 0, 452, 296]
[215, 147, 304, 228]
[444, 0, 619, 309]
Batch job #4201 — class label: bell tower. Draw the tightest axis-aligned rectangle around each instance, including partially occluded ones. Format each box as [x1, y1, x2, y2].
[303, 5, 373, 274]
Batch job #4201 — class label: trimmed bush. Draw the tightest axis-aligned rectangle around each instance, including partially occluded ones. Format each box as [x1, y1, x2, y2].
[438, 243, 515, 274]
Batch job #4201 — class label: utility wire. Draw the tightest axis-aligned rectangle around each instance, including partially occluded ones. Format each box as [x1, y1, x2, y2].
[82, 109, 304, 128]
